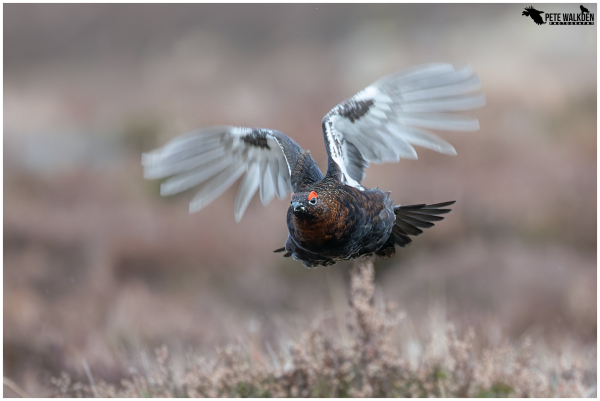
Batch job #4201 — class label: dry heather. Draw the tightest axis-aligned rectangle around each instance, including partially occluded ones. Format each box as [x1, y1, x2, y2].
[52, 259, 595, 398]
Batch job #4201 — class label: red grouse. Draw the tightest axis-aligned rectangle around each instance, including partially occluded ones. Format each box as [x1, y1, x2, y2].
[143, 63, 485, 268]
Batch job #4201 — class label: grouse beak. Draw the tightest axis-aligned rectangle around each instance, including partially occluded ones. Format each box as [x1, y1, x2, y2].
[292, 201, 306, 214]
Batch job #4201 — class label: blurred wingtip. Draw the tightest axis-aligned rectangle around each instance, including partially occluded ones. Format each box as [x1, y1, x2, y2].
[160, 183, 173, 197]
[189, 201, 202, 214]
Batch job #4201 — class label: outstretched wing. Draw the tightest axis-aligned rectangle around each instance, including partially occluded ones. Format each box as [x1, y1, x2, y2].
[142, 126, 303, 222]
[321, 63, 486, 188]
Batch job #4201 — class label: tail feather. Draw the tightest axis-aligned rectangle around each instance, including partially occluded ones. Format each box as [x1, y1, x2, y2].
[403, 212, 445, 222]
[392, 226, 413, 247]
[273, 246, 293, 258]
[392, 201, 455, 247]
[399, 214, 435, 229]
[396, 220, 423, 236]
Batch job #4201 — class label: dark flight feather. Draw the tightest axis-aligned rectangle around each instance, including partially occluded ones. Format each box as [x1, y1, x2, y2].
[403, 212, 445, 222]
[393, 201, 455, 242]
[400, 215, 435, 229]
[396, 220, 423, 236]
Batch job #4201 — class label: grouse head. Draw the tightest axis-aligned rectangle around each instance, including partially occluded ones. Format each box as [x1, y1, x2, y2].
[290, 190, 325, 221]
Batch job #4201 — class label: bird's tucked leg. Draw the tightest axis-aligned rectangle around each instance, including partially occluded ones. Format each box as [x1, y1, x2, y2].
[375, 238, 396, 260]
[273, 246, 292, 258]
[274, 240, 336, 268]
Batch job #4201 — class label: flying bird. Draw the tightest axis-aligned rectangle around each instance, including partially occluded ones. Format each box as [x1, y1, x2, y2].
[143, 63, 486, 268]
[580, 5, 590, 13]
[522, 6, 546, 25]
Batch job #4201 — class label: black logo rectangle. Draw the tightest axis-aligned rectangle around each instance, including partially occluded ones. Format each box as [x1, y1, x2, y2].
[522, 5, 595, 25]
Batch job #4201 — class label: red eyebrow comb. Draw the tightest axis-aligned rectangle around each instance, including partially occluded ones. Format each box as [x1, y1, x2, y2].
[308, 191, 318, 201]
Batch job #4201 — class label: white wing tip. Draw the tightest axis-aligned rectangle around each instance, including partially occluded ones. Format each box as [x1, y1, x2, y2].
[260, 196, 273, 206]
[141, 151, 160, 167]
[160, 183, 174, 197]
[189, 201, 202, 214]
[445, 146, 458, 156]
[479, 94, 487, 108]
[468, 120, 481, 131]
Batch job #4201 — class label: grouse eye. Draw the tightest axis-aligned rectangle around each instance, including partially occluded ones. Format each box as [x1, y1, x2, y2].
[308, 191, 318, 205]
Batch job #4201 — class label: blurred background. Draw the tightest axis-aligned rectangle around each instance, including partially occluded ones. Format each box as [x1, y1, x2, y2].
[4, 4, 596, 396]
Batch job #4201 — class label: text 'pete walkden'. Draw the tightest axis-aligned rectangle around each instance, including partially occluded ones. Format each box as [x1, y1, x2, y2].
[546, 12, 594, 25]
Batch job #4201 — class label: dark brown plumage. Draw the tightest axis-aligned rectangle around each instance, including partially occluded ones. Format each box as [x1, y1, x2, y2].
[272, 157, 455, 267]
[143, 63, 485, 268]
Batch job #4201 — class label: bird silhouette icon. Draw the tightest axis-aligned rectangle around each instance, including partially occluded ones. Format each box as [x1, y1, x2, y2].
[580, 5, 590, 13]
[143, 63, 486, 267]
[522, 6, 546, 25]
